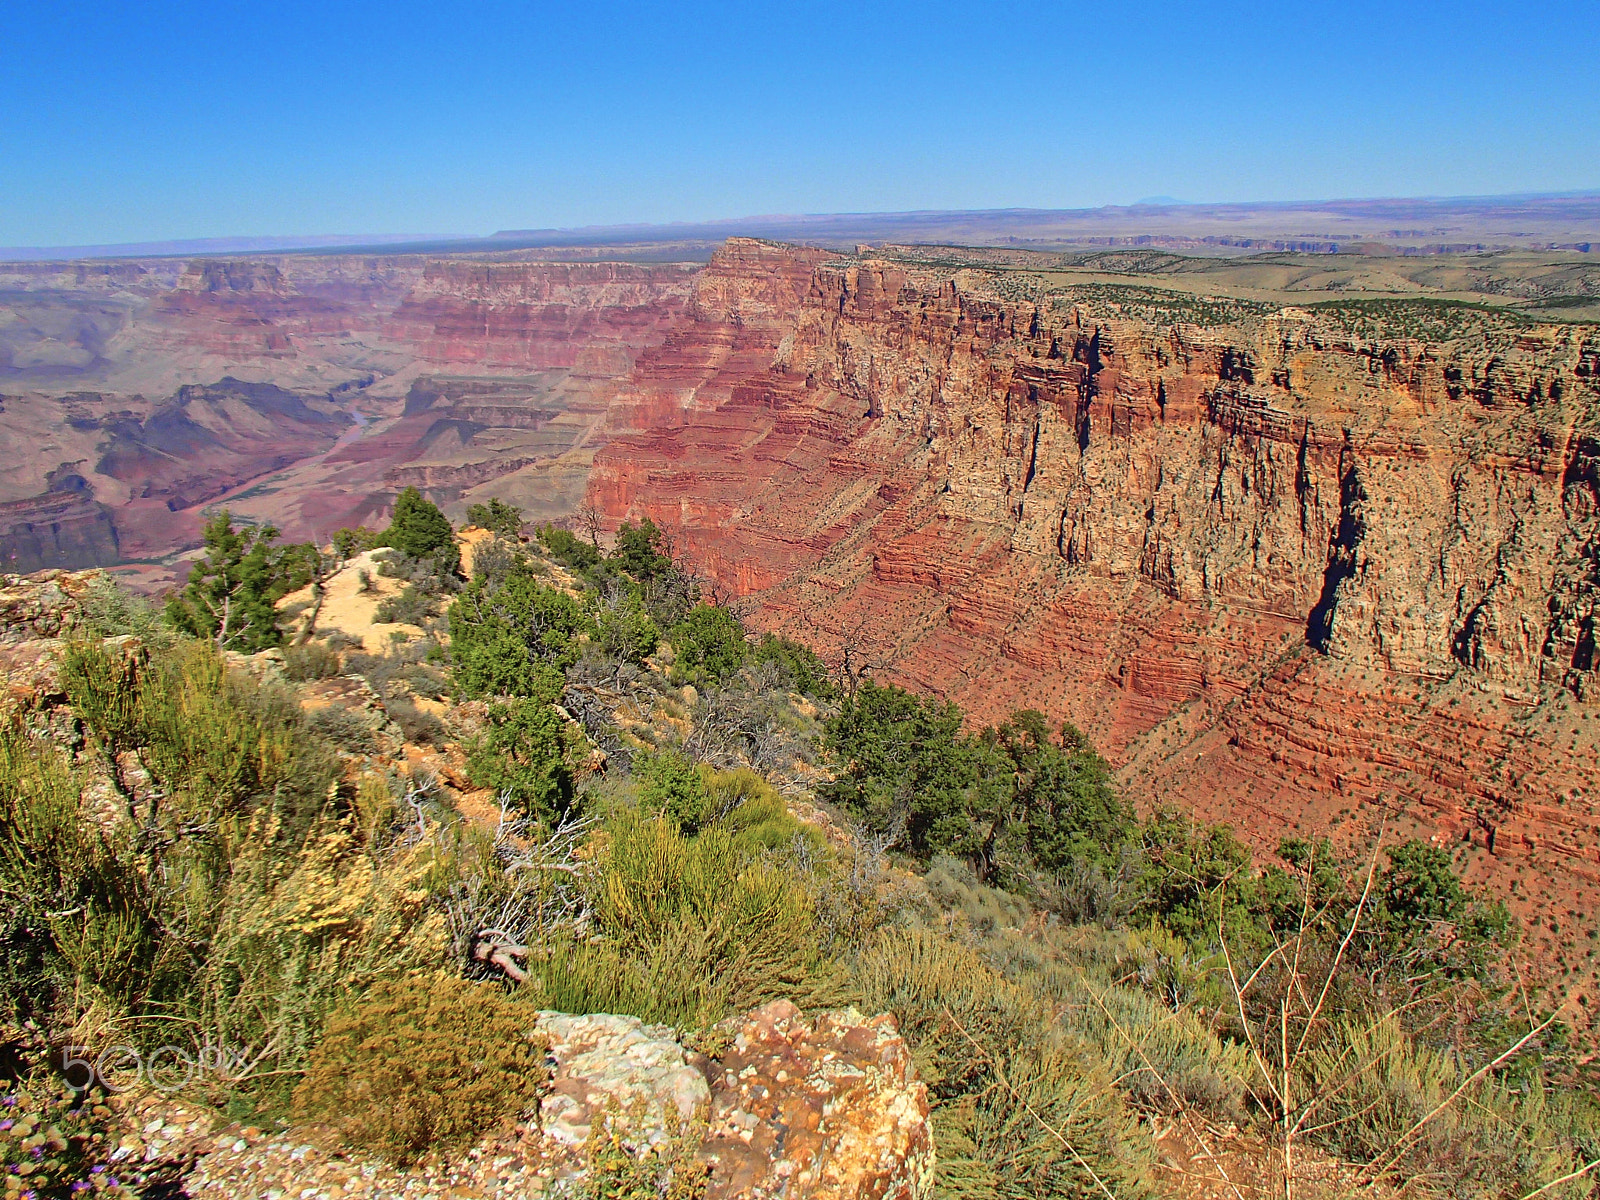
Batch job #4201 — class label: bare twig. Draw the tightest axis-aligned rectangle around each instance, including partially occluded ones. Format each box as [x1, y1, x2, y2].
[943, 1006, 1120, 1200]
[1517, 1157, 1600, 1200]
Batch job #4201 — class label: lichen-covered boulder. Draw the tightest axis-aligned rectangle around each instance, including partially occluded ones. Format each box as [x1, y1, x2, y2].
[535, 1011, 712, 1148]
[0, 569, 105, 644]
[699, 1000, 934, 1200]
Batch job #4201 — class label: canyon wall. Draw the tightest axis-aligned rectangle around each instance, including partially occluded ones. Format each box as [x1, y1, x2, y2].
[7, 235, 1599, 989]
[592, 241, 1600, 985]
[0, 253, 696, 572]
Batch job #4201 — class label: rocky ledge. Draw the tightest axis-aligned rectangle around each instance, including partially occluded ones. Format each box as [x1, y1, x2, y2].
[176, 1003, 931, 1200]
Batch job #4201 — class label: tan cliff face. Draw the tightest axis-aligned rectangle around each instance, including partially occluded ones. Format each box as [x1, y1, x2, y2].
[592, 241, 1600, 994]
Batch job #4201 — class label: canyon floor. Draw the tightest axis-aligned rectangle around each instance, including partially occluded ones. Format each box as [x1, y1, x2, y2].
[4, 234, 1600, 1014]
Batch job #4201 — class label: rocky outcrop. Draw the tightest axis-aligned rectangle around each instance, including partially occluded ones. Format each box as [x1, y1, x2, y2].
[0, 567, 104, 643]
[700, 1000, 933, 1200]
[180, 1004, 933, 1200]
[589, 242, 1600, 978]
[534, 1011, 712, 1148]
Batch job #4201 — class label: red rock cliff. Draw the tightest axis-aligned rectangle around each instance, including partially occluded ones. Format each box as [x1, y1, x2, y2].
[591, 241, 1600, 986]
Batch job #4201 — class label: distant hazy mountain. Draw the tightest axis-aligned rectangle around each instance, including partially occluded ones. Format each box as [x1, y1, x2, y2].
[5, 190, 1596, 262]
[0, 233, 454, 261]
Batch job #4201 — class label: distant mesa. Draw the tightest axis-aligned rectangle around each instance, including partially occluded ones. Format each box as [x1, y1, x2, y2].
[6, 189, 1598, 263]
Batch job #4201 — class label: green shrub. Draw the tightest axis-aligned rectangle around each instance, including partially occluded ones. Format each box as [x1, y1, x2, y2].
[387, 696, 446, 745]
[636, 750, 711, 831]
[820, 682, 998, 864]
[192, 803, 471, 1100]
[535, 523, 602, 570]
[75, 574, 170, 643]
[526, 809, 827, 1029]
[7, 639, 487, 1101]
[705, 768, 812, 851]
[1130, 811, 1256, 945]
[1013, 928, 1249, 1118]
[284, 640, 342, 681]
[294, 975, 547, 1165]
[924, 856, 1033, 935]
[611, 519, 672, 582]
[374, 584, 437, 625]
[848, 928, 1153, 1198]
[382, 487, 459, 574]
[1300, 1015, 1588, 1199]
[306, 704, 379, 755]
[595, 591, 660, 665]
[749, 632, 834, 699]
[467, 698, 574, 821]
[62, 639, 337, 825]
[466, 535, 525, 588]
[0, 730, 175, 1024]
[465, 497, 523, 540]
[934, 1042, 1150, 1200]
[448, 568, 591, 698]
[163, 511, 294, 652]
[667, 605, 746, 686]
[986, 712, 1132, 876]
[824, 693, 1135, 884]
[331, 525, 382, 561]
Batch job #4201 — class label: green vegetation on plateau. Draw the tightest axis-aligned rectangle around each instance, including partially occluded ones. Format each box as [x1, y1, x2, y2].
[1, 493, 1594, 1199]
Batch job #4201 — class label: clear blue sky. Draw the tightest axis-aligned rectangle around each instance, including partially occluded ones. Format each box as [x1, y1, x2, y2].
[3, 0, 1596, 245]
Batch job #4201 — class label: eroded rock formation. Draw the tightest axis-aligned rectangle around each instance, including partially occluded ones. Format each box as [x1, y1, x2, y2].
[591, 241, 1600, 981]
[0, 253, 696, 572]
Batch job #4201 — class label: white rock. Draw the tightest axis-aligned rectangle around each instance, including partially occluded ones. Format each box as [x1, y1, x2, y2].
[533, 1011, 710, 1147]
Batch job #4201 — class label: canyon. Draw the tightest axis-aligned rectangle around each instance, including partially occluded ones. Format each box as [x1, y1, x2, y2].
[588, 241, 1600, 1000]
[4, 235, 1600, 1000]
[0, 252, 696, 578]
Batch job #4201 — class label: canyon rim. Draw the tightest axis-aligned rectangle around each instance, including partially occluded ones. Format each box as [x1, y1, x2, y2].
[5, 228, 1600, 1002]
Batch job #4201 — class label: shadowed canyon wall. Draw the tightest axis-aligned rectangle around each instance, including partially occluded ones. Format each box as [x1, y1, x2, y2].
[591, 241, 1600, 989]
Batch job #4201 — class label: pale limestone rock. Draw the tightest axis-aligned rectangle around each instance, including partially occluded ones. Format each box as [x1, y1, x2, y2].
[534, 1010, 711, 1148]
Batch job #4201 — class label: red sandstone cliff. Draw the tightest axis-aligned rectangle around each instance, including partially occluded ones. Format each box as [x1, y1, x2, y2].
[591, 241, 1600, 990]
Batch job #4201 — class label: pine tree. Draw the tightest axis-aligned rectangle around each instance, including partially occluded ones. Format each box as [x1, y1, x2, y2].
[383, 487, 459, 573]
[165, 511, 287, 652]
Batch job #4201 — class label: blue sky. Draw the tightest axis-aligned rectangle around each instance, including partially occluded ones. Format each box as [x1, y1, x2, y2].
[3, 0, 1596, 245]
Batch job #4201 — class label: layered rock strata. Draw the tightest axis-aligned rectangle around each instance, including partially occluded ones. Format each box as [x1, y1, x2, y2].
[0, 254, 696, 569]
[591, 241, 1600, 989]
